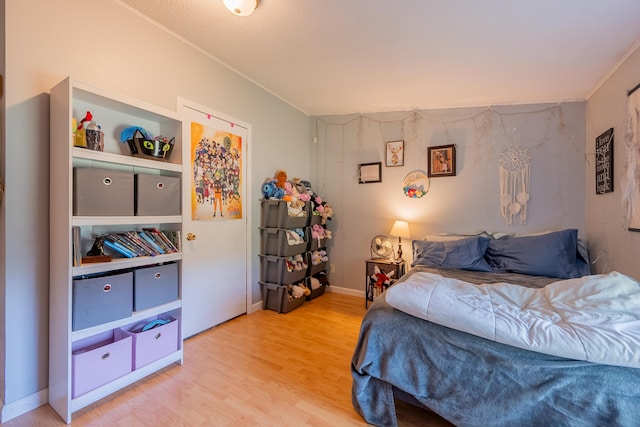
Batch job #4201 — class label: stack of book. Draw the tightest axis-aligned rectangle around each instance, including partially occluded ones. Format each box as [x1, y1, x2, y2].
[101, 228, 181, 258]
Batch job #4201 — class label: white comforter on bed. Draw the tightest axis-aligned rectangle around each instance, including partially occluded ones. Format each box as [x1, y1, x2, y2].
[385, 271, 640, 368]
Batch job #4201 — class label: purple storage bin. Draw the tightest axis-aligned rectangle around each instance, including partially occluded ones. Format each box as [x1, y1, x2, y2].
[72, 329, 132, 398]
[122, 315, 179, 369]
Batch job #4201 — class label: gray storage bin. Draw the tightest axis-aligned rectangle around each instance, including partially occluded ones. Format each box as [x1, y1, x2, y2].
[260, 199, 309, 228]
[74, 168, 134, 216]
[259, 253, 308, 284]
[135, 174, 181, 216]
[259, 281, 305, 313]
[72, 271, 134, 331]
[259, 227, 309, 256]
[133, 262, 179, 311]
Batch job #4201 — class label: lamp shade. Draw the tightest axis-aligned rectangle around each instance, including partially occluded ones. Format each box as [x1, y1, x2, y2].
[389, 220, 411, 238]
[223, 0, 259, 16]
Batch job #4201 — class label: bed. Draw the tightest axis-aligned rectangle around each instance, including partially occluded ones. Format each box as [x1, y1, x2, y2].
[351, 229, 640, 427]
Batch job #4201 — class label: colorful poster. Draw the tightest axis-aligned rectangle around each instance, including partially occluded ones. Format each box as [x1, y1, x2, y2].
[190, 121, 243, 220]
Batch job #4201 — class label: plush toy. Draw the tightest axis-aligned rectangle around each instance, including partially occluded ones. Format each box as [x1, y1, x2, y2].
[289, 282, 310, 299]
[293, 253, 307, 270]
[315, 271, 330, 287]
[286, 257, 296, 272]
[321, 204, 334, 225]
[285, 229, 304, 245]
[309, 276, 321, 291]
[311, 249, 328, 265]
[262, 178, 285, 200]
[371, 265, 395, 291]
[324, 230, 332, 239]
[274, 170, 288, 189]
[311, 224, 326, 241]
[290, 178, 310, 201]
[284, 181, 306, 209]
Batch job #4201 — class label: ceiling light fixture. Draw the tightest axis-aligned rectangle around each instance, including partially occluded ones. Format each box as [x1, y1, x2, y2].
[223, 0, 259, 16]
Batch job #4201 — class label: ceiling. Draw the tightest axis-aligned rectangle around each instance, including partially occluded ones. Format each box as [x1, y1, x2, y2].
[117, 0, 640, 116]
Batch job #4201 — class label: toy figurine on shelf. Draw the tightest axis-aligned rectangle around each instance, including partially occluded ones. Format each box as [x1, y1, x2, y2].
[73, 111, 104, 151]
[82, 236, 112, 264]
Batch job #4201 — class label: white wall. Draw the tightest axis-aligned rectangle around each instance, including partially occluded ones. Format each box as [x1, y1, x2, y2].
[2, 0, 309, 416]
[586, 45, 640, 280]
[315, 103, 586, 292]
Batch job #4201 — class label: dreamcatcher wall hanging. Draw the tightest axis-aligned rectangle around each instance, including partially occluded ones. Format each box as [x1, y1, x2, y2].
[402, 170, 430, 198]
[499, 146, 531, 225]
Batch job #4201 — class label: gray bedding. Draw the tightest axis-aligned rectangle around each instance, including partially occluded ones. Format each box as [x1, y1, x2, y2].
[351, 267, 640, 426]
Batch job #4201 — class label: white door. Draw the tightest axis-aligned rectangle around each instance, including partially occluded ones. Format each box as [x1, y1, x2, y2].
[178, 100, 249, 338]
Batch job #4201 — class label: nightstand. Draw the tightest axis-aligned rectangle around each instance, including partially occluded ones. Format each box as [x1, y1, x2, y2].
[365, 258, 406, 308]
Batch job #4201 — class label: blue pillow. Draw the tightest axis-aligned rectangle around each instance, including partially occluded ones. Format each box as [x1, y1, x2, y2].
[412, 236, 492, 271]
[485, 229, 581, 279]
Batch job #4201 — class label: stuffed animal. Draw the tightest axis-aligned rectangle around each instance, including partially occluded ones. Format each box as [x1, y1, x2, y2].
[289, 282, 310, 299]
[281, 181, 293, 202]
[313, 271, 329, 286]
[274, 170, 288, 189]
[311, 224, 326, 241]
[293, 253, 307, 270]
[371, 265, 395, 291]
[292, 178, 312, 201]
[311, 249, 328, 265]
[309, 276, 321, 291]
[262, 178, 285, 200]
[321, 204, 334, 225]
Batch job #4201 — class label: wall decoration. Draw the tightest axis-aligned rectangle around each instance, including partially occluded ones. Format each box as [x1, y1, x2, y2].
[499, 146, 531, 225]
[359, 162, 382, 183]
[595, 128, 614, 194]
[385, 140, 404, 167]
[190, 121, 243, 220]
[402, 170, 430, 198]
[427, 144, 456, 177]
[625, 85, 640, 231]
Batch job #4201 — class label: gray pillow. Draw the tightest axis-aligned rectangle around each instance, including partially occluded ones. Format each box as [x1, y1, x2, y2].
[412, 236, 492, 271]
[485, 229, 581, 279]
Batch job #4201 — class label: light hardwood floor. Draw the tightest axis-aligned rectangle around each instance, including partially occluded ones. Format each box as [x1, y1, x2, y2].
[5, 292, 452, 426]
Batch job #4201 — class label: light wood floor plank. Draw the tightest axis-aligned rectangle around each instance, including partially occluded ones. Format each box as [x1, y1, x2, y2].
[4, 293, 451, 426]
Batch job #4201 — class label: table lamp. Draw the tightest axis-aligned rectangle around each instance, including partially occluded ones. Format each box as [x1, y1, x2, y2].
[389, 220, 411, 261]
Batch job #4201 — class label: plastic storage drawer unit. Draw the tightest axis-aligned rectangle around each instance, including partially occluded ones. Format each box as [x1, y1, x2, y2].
[122, 315, 179, 369]
[71, 329, 133, 398]
[73, 168, 134, 216]
[260, 199, 309, 228]
[259, 253, 308, 284]
[259, 227, 309, 256]
[135, 174, 181, 216]
[259, 282, 305, 313]
[133, 263, 179, 311]
[72, 271, 134, 331]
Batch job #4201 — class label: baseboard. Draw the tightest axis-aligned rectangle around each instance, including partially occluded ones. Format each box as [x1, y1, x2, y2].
[1, 388, 48, 423]
[249, 300, 263, 313]
[325, 285, 365, 298]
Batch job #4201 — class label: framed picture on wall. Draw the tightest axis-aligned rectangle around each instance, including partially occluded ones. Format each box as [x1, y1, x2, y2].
[427, 144, 456, 177]
[359, 162, 382, 183]
[385, 140, 404, 167]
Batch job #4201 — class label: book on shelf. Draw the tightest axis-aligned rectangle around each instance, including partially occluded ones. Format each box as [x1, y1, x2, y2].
[72, 226, 82, 267]
[123, 231, 156, 256]
[142, 227, 178, 253]
[162, 230, 181, 252]
[102, 238, 137, 258]
[139, 231, 165, 254]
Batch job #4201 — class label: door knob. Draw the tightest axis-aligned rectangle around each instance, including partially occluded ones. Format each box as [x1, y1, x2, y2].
[186, 232, 197, 241]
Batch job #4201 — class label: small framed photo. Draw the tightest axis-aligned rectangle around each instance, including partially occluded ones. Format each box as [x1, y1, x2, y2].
[427, 144, 456, 177]
[359, 162, 382, 184]
[385, 140, 404, 167]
